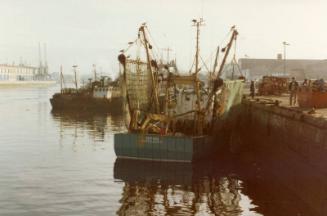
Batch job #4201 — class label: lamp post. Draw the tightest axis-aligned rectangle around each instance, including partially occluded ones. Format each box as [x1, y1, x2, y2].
[283, 41, 290, 75]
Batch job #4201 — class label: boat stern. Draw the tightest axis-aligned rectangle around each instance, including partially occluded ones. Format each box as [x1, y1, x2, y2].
[114, 133, 214, 163]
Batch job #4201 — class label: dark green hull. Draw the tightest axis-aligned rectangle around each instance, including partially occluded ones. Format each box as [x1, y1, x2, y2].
[114, 133, 214, 163]
[50, 93, 123, 114]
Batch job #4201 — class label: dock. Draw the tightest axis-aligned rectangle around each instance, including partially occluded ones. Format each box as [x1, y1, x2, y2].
[221, 93, 327, 216]
[233, 94, 327, 169]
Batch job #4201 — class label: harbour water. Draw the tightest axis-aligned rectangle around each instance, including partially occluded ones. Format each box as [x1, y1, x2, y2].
[0, 86, 316, 215]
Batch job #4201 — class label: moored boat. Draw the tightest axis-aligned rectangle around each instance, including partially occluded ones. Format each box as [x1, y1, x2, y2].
[50, 66, 123, 113]
[114, 21, 244, 162]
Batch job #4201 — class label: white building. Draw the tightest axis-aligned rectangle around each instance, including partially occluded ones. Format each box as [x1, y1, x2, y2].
[0, 64, 39, 81]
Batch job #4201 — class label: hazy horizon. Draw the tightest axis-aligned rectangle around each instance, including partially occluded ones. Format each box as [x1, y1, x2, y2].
[1, 0, 327, 78]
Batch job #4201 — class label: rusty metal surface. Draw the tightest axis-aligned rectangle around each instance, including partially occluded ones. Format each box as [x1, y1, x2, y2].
[257, 76, 289, 96]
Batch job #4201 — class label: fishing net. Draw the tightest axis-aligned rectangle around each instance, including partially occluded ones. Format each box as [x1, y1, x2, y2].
[215, 79, 244, 118]
[125, 59, 153, 112]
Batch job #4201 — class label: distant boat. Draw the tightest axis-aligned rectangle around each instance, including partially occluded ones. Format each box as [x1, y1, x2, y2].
[50, 66, 123, 113]
[114, 21, 244, 163]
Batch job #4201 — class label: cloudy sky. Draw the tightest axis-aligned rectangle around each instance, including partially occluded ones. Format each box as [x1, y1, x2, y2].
[1, 0, 326, 78]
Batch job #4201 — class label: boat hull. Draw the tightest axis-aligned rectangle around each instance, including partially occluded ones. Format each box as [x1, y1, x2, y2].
[114, 133, 214, 163]
[50, 94, 123, 113]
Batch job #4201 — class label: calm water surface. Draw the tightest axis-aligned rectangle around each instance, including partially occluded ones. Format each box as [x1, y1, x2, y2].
[0, 86, 315, 216]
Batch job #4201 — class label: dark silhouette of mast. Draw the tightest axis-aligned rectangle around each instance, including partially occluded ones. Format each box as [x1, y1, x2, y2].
[139, 24, 160, 113]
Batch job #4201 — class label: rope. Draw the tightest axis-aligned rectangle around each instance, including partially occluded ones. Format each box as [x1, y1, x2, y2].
[145, 26, 161, 61]
[200, 55, 211, 73]
[231, 34, 244, 77]
[195, 29, 233, 75]
[123, 39, 138, 53]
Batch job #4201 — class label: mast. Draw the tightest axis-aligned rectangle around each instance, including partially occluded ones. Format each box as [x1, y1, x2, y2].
[211, 46, 220, 87]
[193, 18, 204, 75]
[93, 64, 97, 81]
[212, 46, 220, 76]
[205, 27, 238, 112]
[192, 18, 205, 135]
[72, 65, 78, 90]
[139, 25, 160, 113]
[162, 47, 172, 64]
[60, 65, 63, 93]
[216, 28, 238, 78]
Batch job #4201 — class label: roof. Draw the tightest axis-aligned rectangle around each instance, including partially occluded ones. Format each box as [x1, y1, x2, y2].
[238, 58, 327, 79]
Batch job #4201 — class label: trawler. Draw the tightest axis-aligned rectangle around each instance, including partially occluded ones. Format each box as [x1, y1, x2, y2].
[50, 66, 123, 113]
[114, 20, 244, 162]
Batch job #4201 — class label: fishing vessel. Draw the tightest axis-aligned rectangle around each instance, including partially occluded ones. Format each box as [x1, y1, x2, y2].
[114, 20, 244, 162]
[50, 66, 123, 113]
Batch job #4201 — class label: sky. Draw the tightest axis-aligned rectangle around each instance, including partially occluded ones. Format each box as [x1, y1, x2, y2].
[1, 0, 327, 78]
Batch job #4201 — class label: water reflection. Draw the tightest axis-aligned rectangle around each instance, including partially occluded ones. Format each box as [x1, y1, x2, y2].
[114, 159, 262, 216]
[0, 87, 323, 215]
[51, 110, 125, 150]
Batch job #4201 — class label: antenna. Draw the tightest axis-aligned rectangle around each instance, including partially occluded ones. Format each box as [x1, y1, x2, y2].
[201, 0, 204, 19]
[192, 18, 205, 75]
[192, 18, 205, 135]
[162, 47, 173, 64]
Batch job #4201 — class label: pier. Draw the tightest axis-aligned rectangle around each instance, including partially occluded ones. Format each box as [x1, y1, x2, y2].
[237, 94, 327, 170]
[219, 94, 327, 216]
